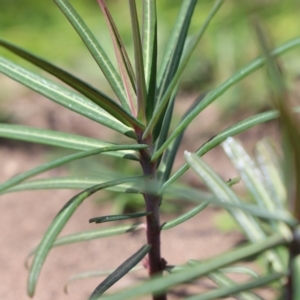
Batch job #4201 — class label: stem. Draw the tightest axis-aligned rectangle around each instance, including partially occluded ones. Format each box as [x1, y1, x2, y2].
[138, 133, 167, 300]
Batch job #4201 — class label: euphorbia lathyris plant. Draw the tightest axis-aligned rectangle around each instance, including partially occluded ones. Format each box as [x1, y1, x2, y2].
[1, 0, 300, 299]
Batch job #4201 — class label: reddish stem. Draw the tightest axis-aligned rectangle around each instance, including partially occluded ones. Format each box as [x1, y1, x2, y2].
[138, 133, 167, 300]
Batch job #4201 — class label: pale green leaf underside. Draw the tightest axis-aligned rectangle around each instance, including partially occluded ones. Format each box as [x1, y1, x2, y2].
[0, 57, 135, 138]
[0, 145, 146, 193]
[185, 152, 286, 272]
[26, 224, 144, 267]
[0, 124, 139, 160]
[4, 176, 143, 194]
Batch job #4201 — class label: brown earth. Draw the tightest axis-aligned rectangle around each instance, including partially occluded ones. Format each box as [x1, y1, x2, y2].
[0, 84, 280, 299]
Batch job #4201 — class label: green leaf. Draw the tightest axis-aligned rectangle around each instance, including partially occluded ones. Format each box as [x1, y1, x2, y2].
[89, 211, 151, 223]
[143, 0, 224, 140]
[154, 86, 178, 167]
[54, 224, 144, 247]
[64, 266, 143, 294]
[97, 0, 137, 115]
[185, 273, 283, 300]
[187, 262, 261, 300]
[0, 38, 143, 130]
[101, 234, 287, 300]
[152, 0, 197, 138]
[129, 0, 147, 122]
[4, 176, 144, 194]
[158, 93, 206, 183]
[255, 139, 286, 207]
[161, 177, 238, 230]
[0, 124, 140, 160]
[156, 0, 197, 87]
[142, 0, 157, 121]
[0, 57, 136, 138]
[218, 266, 259, 279]
[25, 224, 144, 269]
[0, 145, 146, 193]
[89, 244, 151, 299]
[222, 137, 291, 243]
[27, 176, 143, 297]
[223, 138, 278, 211]
[53, 0, 130, 110]
[152, 37, 300, 160]
[161, 202, 209, 230]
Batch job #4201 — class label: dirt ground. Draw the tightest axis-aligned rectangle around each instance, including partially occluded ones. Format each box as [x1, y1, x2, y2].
[0, 88, 280, 299]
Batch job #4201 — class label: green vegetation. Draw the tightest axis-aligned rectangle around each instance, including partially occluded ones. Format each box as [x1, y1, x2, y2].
[0, 1, 300, 299]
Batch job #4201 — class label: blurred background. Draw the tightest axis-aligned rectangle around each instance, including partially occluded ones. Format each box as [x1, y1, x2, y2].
[1, 0, 300, 112]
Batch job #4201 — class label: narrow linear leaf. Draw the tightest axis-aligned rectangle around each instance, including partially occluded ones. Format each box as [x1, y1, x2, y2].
[0, 57, 136, 138]
[161, 202, 209, 230]
[185, 273, 284, 300]
[161, 108, 291, 192]
[0, 124, 140, 160]
[222, 137, 277, 210]
[97, 0, 137, 115]
[25, 224, 144, 269]
[143, 0, 224, 139]
[4, 176, 144, 194]
[152, 0, 197, 137]
[129, 0, 147, 122]
[89, 244, 151, 300]
[169, 184, 295, 225]
[255, 139, 286, 206]
[155, 0, 197, 103]
[161, 177, 239, 230]
[0, 145, 146, 193]
[222, 137, 292, 244]
[142, 0, 157, 94]
[0, 39, 143, 129]
[219, 266, 259, 279]
[89, 211, 151, 223]
[53, 0, 130, 110]
[152, 37, 300, 160]
[101, 234, 287, 300]
[27, 176, 142, 297]
[187, 262, 261, 300]
[158, 92, 206, 183]
[154, 85, 178, 167]
[55, 224, 144, 247]
[156, 0, 196, 87]
[64, 266, 143, 294]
